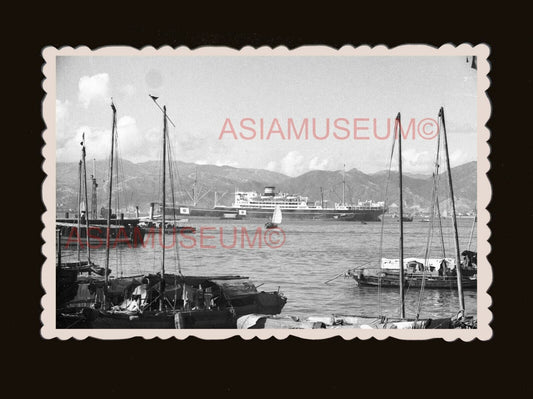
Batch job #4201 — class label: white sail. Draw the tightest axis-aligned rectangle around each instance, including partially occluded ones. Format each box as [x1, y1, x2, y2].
[272, 206, 282, 224]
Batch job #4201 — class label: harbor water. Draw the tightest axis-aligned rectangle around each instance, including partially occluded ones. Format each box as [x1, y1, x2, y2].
[59, 217, 477, 320]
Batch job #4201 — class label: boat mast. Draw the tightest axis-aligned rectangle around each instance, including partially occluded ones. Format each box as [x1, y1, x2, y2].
[342, 164, 346, 206]
[439, 107, 465, 313]
[320, 187, 324, 208]
[396, 112, 405, 319]
[104, 100, 117, 307]
[81, 133, 91, 264]
[160, 105, 167, 311]
[193, 168, 198, 206]
[77, 160, 82, 262]
[149, 94, 174, 310]
[91, 158, 98, 219]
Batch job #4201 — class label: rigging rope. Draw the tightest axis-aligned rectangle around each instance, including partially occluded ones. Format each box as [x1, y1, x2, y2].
[166, 125, 182, 275]
[377, 117, 397, 317]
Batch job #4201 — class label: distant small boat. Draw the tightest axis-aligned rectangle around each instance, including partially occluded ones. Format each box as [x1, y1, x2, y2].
[265, 206, 282, 229]
[220, 212, 244, 220]
[138, 220, 196, 234]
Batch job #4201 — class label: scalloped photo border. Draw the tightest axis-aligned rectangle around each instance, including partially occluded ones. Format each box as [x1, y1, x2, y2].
[41, 44, 492, 340]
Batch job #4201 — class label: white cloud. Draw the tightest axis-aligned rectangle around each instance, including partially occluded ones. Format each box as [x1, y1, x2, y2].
[390, 148, 472, 174]
[400, 149, 434, 173]
[56, 99, 69, 122]
[265, 153, 327, 176]
[280, 151, 305, 177]
[309, 156, 329, 170]
[266, 161, 277, 171]
[57, 126, 108, 163]
[449, 149, 469, 165]
[56, 116, 162, 163]
[214, 160, 239, 167]
[78, 73, 110, 108]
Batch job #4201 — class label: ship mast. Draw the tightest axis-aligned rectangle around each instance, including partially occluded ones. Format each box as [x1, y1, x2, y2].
[150, 94, 173, 311]
[160, 104, 167, 311]
[104, 100, 117, 307]
[439, 107, 465, 313]
[396, 113, 405, 319]
[193, 168, 197, 206]
[81, 133, 91, 263]
[91, 158, 98, 219]
[77, 160, 82, 262]
[342, 164, 346, 206]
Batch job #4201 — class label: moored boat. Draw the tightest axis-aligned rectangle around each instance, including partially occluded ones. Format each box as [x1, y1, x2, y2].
[57, 97, 287, 329]
[350, 257, 477, 289]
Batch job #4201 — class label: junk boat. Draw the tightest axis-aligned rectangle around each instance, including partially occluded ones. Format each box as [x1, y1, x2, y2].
[57, 97, 286, 329]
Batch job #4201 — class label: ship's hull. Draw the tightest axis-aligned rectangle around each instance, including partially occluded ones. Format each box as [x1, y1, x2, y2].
[57, 291, 287, 329]
[353, 270, 477, 289]
[168, 206, 385, 221]
[57, 223, 146, 248]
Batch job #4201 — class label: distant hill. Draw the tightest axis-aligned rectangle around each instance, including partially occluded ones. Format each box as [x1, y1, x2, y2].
[56, 159, 477, 215]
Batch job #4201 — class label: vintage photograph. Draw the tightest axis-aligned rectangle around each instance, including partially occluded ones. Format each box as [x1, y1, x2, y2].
[42, 45, 491, 338]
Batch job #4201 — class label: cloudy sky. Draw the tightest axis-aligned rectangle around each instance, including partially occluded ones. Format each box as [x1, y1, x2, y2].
[56, 55, 477, 175]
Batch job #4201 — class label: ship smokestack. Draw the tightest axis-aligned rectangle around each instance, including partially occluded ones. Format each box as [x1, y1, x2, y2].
[135, 206, 140, 218]
[264, 186, 275, 197]
[149, 202, 155, 220]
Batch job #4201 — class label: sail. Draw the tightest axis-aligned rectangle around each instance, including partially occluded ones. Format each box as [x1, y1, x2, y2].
[272, 206, 282, 224]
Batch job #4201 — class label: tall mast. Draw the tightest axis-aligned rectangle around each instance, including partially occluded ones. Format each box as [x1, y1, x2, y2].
[396, 113, 405, 319]
[439, 107, 465, 313]
[160, 105, 167, 311]
[193, 168, 198, 206]
[320, 187, 324, 208]
[104, 100, 117, 307]
[81, 133, 91, 263]
[162, 105, 167, 274]
[91, 158, 98, 219]
[77, 160, 82, 262]
[342, 164, 346, 206]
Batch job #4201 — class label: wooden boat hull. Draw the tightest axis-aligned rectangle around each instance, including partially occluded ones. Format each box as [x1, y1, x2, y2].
[353, 271, 477, 289]
[57, 290, 287, 329]
[57, 273, 288, 329]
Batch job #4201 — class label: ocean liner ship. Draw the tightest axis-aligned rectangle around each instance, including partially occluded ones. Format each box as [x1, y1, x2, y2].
[163, 186, 386, 221]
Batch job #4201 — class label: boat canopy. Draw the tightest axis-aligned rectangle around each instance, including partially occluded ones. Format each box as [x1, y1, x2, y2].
[209, 279, 258, 297]
[381, 257, 456, 270]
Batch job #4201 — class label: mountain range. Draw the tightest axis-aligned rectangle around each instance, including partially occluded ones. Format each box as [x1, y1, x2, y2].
[56, 159, 477, 215]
